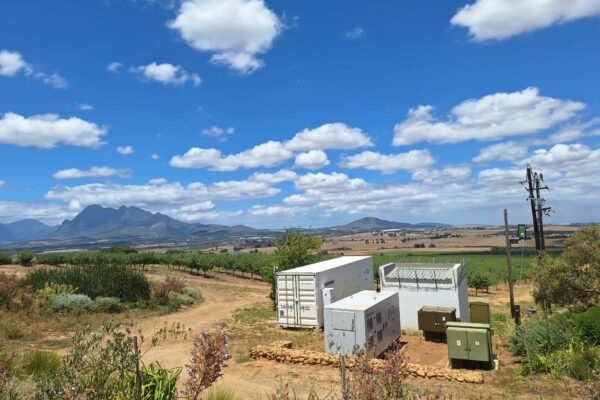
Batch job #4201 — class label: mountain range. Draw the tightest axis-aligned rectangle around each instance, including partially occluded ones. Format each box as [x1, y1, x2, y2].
[330, 217, 449, 232]
[0, 219, 57, 243]
[0, 205, 450, 251]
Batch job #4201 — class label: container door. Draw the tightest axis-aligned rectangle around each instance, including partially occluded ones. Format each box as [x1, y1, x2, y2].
[331, 311, 356, 356]
[466, 329, 490, 362]
[277, 274, 296, 326]
[296, 275, 318, 326]
[446, 328, 469, 360]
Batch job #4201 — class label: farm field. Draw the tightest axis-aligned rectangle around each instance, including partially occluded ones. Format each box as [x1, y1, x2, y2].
[321, 225, 575, 256]
[0, 249, 591, 399]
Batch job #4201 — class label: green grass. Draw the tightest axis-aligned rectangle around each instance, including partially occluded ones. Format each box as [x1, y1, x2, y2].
[1, 320, 24, 340]
[24, 264, 151, 302]
[234, 354, 251, 363]
[233, 306, 274, 325]
[205, 387, 237, 400]
[491, 312, 512, 338]
[18, 350, 62, 380]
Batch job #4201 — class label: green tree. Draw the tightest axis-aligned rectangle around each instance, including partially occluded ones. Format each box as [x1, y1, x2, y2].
[274, 230, 322, 270]
[16, 251, 34, 266]
[0, 252, 12, 264]
[269, 230, 322, 304]
[469, 272, 492, 296]
[533, 225, 600, 310]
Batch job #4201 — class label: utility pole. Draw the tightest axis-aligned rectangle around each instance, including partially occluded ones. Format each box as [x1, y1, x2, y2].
[504, 209, 516, 319]
[534, 173, 550, 251]
[524, 165, 541, 251]
[521, 164, 551, 253]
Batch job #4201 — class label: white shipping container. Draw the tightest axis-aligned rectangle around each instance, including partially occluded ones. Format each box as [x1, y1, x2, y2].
[324, 290, 400, 357]
[379, 262, 469, 331]
[276, 256, 374, 328]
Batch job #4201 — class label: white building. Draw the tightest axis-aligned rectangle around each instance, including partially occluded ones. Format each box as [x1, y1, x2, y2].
[379, 262, 469, 331]
[276, 256, 374, 329]
[324, 290, 400, 357]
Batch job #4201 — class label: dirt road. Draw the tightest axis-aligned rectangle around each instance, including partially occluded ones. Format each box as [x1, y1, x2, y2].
[137, 273, 266, 371]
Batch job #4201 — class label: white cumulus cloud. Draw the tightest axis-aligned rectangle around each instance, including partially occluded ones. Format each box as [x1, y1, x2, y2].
[0, 50, 32, 76]
[0, 50, 67, 88]
[249, 169, 297, 184]
[170, 140, 293, 171]
[393, 87, 585, 146]
[412, 166, 472, 185]
[295, 150, 330, 170]
[107, 62, 124, 73]
[35, 72, 68, 89]
[53, 166, 133, 180]
[473, 141, 529, 164]
[286, 123, 373, 151]
[131, 62, 202, 86]
[341, 150, 435, 174]
[0, 112, 107, 148]
[168, 0, 282, 74]
[117, 145, 135, 155]
[201, 126, 234, 138]
[451, 0, 600, 42]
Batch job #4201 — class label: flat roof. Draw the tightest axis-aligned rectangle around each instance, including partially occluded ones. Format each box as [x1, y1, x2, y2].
[392, 262, 460, 269]
[384, 262, 462, 281]
[325, 290, 397, 311]
[278, 256, 371, 274]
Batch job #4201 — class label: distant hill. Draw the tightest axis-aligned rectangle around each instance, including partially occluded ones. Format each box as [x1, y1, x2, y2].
[54, 205, 257, 240]
[0, 207, 450, 251]
[330, 217, 450, 232]
[0, 219, 57, 243]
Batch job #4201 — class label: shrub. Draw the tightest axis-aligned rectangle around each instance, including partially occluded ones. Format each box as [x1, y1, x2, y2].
[125, 362, 180, 400]
[181, 285, 202, 301]
[344, 343, 407, 400]
[508, 315, 581, 374]
[184, 330, 229, 400]
[575, 307, 600, 345]
[95, 297, 124, 313]
[35, 321, 189, 399]
[16, 292, 33, 313]
[0, 341, 16, 393]
[101, 245, 138, 254]
[51, 293, 97, 314]
[16, 251, 34, 266]
[2, 321, 24, 340]
[551, 339, 600, 381]
[0, 272, 21, 309]
[25, 264, 151, 302]
[35, 282, 78, 300]
[154, 276, 187, 306]
[168, 292, 194, 307]
[0, 252, 12, 264]
[21, 350, 62, 381]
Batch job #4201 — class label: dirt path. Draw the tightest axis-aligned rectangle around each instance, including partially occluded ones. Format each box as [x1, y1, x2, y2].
[137, 273, 267, 371]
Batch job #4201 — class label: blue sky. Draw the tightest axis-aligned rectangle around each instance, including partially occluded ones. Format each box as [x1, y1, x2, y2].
[1, 0, 600, 227]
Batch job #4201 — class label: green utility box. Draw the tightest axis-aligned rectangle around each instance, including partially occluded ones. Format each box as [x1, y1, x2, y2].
[418, 306, 456, 342]
[469, 298, 490, 324]
[446, 322, 493, 370]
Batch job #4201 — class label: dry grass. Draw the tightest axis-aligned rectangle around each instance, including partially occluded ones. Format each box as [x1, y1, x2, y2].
[223, 302, 323, 363]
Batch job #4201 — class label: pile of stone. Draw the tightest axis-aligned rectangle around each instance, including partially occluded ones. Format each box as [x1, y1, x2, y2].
[249, 341, 483, 384]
